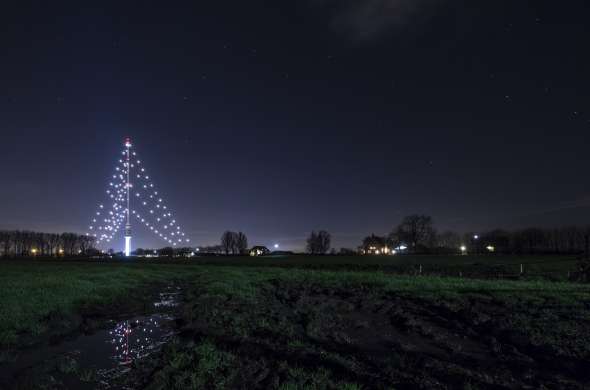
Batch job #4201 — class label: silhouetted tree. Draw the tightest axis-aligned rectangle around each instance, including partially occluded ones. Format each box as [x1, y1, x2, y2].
[0, 230, 94, 257]
[221, 231, 238, 255]
[306, 230, 331, 254]
[0, 231, 11, 257]
[393, 215, 436, 252]
[235, 232, 248, 255]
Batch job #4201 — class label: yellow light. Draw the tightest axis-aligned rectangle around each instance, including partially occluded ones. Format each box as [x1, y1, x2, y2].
[31, 249, 38, 255]
[59, 249, 64, 254]
[460, 246, 467, 252]
[486, 246, 495, 252]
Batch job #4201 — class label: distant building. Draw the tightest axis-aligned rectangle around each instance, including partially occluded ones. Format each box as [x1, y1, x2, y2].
[250, 246, 270, 256]
[359, 234, 395, 255]
[359, 245, 394, 255]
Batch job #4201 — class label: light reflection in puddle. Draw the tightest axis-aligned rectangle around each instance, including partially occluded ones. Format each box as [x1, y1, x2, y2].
[109, 314, 174, 365]
[0, 287, 181, 389]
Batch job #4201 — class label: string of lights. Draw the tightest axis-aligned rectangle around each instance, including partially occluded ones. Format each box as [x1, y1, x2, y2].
[87, 139, 190, 252]
[129, 148, 190, 247]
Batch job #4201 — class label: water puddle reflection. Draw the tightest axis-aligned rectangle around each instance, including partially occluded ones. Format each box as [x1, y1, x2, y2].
[110, 315, 173, 365]
[0, 286, 182, 389]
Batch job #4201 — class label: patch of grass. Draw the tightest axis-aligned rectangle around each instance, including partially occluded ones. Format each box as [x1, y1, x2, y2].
[148, 339, 237, 390]
[79, 368, 98, 383]
[2, 260, 589, 348]
[0, 261, 203, 346]
[3, 259, 590, 389]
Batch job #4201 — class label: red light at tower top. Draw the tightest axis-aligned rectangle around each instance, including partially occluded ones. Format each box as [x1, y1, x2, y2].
[125, 137, 132, 148]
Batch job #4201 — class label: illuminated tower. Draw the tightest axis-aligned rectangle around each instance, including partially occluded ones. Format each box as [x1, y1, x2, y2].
[87, 138, 191, 256]
[124, 137, 132, 257]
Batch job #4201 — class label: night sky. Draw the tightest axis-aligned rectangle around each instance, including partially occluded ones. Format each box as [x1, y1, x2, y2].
[1, 1, 589, 251]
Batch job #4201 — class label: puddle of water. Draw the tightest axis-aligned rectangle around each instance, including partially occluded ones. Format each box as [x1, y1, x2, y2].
[0, 286, 182, 389]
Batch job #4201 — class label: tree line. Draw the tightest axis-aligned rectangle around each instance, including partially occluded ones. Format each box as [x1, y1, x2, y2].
[359, 215, 590, 255]
[0, 230, 96, 257]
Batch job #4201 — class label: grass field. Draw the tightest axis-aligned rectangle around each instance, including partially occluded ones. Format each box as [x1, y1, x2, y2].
[1, 257, 590, 389]
[187, 254, 582, 278]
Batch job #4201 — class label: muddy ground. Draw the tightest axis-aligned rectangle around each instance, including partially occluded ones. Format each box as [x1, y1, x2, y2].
[2, 273, 590, 389]
[0, 284, 184, 390]
[126, 279, 590, 390]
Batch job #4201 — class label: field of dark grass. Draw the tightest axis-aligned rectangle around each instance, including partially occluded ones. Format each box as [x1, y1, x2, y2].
[186, 254, 581, 279]
[1, 258, 589, 389]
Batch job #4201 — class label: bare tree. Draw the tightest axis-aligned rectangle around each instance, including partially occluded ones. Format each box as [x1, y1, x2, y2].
[80, 235, 96, 255]
[0, 231, 11, 257]
[48, 234, 61, 256]
[306, 230, 331, 254]
[61, 233, 79, 256]
[0, 230, 93, 257]
[221, 231, 237, 255]
[392, 215, 436, 252]
[235, 232, 248, 255]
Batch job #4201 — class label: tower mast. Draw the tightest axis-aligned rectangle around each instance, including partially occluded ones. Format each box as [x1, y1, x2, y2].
[124, 137, 132, 256]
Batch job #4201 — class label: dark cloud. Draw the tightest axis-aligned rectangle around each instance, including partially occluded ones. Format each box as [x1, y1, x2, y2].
[314, 0, 441, 41]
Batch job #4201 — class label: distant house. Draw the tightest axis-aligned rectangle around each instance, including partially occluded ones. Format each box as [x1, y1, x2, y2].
[250, 246, 270, 257]
[359, 234, 394, 255]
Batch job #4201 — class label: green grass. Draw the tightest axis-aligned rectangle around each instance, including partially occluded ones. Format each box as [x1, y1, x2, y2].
[188, 254, 581, 278]
[2, 259, 590, 388]
[1, 259, 588, 348]
[0, 261, 202, 345]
